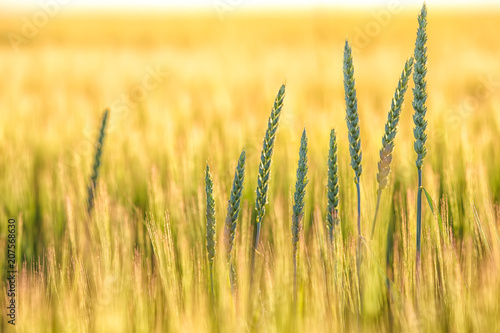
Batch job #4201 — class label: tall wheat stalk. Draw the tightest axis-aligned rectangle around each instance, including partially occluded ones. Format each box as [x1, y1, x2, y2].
[343, 41, 362, 240]
[250, 83, 286, 277]
[224, 150, 246, 293]
[87, 109, 109, 215]
[412, 3, 428, 276]
[371, 57, 414, 239]
[205, 164, 217, 298]
[343, 40, 363, 315]
[292, 129, 308, 299]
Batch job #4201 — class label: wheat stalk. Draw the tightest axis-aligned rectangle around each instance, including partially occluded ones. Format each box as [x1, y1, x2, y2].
[413, 3, 428, 274]
[205, 164, 216, 298]
[326, 128, 340, 244]
[371, 57, 414, 239]
[87, 109, 109, 215]
[292, 129, 308, 299]
[343, 40, 362, 239]
[251, 83, 286, 274]
[224, 150, 246, 293]
[343, 40, 364, 315]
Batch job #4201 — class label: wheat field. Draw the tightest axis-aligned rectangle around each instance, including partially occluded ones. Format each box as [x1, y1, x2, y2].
[1, 6, 500, 332]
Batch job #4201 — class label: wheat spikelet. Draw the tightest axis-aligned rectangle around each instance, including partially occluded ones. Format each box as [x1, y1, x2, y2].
[343, 41, 362, 184]
[253, 83, 286, 250]
[292, 129, 308, 297]
[205, 164, 216, 297]
[326, 128, 340, 243]
[377, 57, 413, 191]
[224, 150, 246, 292]
[371, 57, 413, 238]
[413, 4, 428, 170]
[87, 109, 109, 214]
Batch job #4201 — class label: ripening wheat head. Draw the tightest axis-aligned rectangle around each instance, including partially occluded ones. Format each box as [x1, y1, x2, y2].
[377, 57, 414, 191]
[292, 129, 308, 258]
[205, 164, 216, 267]
[326, 128, 340, 242]
[254, 83, 286, 246]
[225, 150, 246, 261]
[224, 150, 246, 291]
[412, 3, 428, 170]
[343, 41, 362, 183]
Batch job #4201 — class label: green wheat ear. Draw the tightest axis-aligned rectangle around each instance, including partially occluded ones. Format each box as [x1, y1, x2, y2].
[413, 4, 428, 171]
[371, 57, 413, 239]
[205, 164, 216, 297]
[413, 2, 428, 274]
[326, 128, 340, 243]
[343, 41, 362, 184]
[224, 149, 246, 292]
[87, 109, 109, 215]
[292, 129, 308, 297]
[253, 83, 286, 251]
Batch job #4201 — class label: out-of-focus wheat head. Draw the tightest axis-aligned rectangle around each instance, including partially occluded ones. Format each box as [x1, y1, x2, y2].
[224, 149, 246, 291]
[326, 128, 340, 243]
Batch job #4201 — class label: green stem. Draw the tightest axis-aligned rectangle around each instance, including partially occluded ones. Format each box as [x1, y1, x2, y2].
[356, 179, 361, 240]
[416, 169, 422, 274]
[371, 190, 382, 240]
[356, 178, 362, 316]
[229, 261, 236, 295]
[293, 255, 297, 302]
[210, 265, 215, 299]
[250, 222, 261, 286]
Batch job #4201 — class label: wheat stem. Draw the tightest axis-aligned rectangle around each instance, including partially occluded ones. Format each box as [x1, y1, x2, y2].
[344, 39, 363, 317]
[413, 3, 428, 277]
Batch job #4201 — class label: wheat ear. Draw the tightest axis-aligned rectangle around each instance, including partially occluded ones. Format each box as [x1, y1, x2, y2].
[224, 150, 246, 293]
[326, 128, 340, 244]
[87, 109, 109, 215]
[205, 164, 216, 298]
[343, 40, 362, 240]
[251, 83, 286, 274]
[292, 129, 308, 299]
[371, 57, 413, 239]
